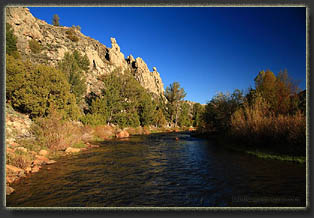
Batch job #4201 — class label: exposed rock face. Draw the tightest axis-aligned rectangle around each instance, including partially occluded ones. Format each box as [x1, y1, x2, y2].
[6, 103, 32, 148]
[6, 7, 165, 96]
[127, 57, 165, 96]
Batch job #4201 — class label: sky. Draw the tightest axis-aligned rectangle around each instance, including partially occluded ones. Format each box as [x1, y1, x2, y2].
[28, 7, 306, 104]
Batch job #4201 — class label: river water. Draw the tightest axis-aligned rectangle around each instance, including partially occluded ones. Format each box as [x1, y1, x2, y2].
[6, 132, 306, 207]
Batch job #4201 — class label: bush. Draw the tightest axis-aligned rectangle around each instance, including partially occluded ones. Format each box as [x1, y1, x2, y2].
[6, 55, 81, 119]
[31, 109, 83, 151]
[231, 96, 306, 155]
[125, 126, 144, 135]
[58, 51, 89, 105]
[87, 72, 157, 128]
[6, 150, 34, 169]
[80, 113, 107, 126]
[67, 34, 79, 42]
[29, 39, 42, 53]
[202, 90, 244, 133]
[6, 23, 19, 57]
[92, 125, 115, 140]
[66, 28, 79, 42]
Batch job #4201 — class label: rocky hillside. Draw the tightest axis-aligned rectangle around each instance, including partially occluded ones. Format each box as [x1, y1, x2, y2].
[6, 7, 165, 96]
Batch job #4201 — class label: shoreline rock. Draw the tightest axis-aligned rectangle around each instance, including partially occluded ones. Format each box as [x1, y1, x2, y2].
[6, 184, 15, 195]
[115, 130, 129, 139]
[65, 147, 81, 153]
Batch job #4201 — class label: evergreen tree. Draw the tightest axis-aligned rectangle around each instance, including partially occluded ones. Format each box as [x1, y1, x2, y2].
[6, 23, 19, 58]
[192, 103, 204, 127]
[138, 93, 156, 126]
[101, 74, 126, 125]
[52, 14, 60, 26]
[165, 82, 186, 127]
[202, 90, 243, 133]
[85, 70, 159, 128]
[178, 102, 192, 127]
[58, 51, 89, 105]
[153, 108, 167, 127]
[6, 55, 80, 120]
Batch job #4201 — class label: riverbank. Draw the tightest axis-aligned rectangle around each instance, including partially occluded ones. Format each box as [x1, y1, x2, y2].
[190, 131, 306, 164]
[6, 123, 195, 196]
[7, 131, 306, 207]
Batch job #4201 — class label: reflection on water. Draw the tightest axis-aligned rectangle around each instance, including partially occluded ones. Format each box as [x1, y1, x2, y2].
[6, 132, 306, 207]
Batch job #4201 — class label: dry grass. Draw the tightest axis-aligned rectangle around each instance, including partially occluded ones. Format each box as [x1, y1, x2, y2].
[125, 127, 143, 135]
[80, 125, 95, 142]
[31, 110, 83, 151]
[6, 150, 34, 169]
[92, 125, 115, 140]
[231, 97, 306, 155]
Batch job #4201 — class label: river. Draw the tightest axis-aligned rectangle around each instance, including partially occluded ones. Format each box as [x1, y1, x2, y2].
[6, 132, 306, 207]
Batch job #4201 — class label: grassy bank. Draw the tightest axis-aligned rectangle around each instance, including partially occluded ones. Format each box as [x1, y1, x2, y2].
[224, 140, 305, 164]
[244, 150, 305, 164]
[191, 131, 305, 164]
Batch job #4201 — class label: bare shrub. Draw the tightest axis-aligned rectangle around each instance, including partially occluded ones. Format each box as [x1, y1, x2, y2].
[93, 125, 115, 140]
[6, 150, 34, 169]
[125, 127, 143, 135]
[31, 109, 83, 151]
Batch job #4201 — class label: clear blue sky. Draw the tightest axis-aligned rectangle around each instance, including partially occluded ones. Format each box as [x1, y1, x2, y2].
[28, 7, 306, 104]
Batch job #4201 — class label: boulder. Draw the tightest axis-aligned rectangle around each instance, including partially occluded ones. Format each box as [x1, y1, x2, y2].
[15, 146, 28, 153]
[116, 130, 129, 138]
[65, 147, 81, 153]
[6, 164, 24, 175]
[32, 159, 43, 166]
[6, 147, 14, 153]
[25, 166, 32, 174]
[39, 149, 48, 156]
[6, 184, 15, 195]
[6, 175, 15, 184]
[33, 155, 49, 165]
[31, 165, 40, 173]
[143, 128, 151, 135]
[10, 142, 20, 147]
[46, 160, 56, 165]
[30, 151, 37, 155]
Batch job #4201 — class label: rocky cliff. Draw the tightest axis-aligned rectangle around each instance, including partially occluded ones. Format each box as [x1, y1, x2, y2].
[6, 7, 165, 96]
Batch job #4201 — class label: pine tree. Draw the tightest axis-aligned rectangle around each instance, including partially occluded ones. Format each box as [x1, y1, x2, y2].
[178, 102, 192, 127]
[192, 103, 204, 127]
[6, 23, 19, 58]
[6, 55, 80, 119]
[58, 51, 89, 105]
[52, 14, 60, 26]
[165, 82, 186, 127]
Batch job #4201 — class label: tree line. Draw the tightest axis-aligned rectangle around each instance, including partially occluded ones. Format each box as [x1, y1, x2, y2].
[199, 69, 306, 156]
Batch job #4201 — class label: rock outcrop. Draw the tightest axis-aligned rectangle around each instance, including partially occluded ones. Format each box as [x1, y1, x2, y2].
[6, 103, 32, 148]
[6, 7, 165, 96]
[127, 56, 164, 96]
